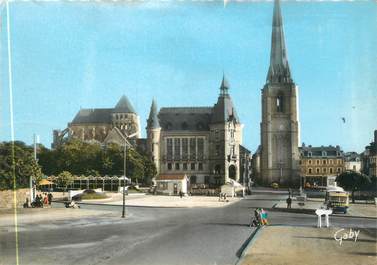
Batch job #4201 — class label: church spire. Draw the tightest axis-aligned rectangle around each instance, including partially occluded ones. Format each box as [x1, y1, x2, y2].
[220, 73, 230, 96]
[267, 0, 292, 84]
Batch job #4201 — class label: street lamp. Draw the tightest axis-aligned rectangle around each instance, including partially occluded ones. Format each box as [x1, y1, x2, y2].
[122, 132, 138, 218]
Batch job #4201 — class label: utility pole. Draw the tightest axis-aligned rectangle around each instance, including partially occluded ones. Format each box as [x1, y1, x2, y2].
[243, 153, 246, 197]
[122, 132, 137, 218]
[30, 134, 38, 204]
[122, 143, 127, 218]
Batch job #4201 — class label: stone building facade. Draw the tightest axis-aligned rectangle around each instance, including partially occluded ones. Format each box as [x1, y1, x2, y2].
[361, 130, 377, 178]
[146, 77, 245, 187]
[299, 145, 345, 188]
[52, 95, 141, 148]
[344, 152, 361, 173]
[260, 0, 300, 186]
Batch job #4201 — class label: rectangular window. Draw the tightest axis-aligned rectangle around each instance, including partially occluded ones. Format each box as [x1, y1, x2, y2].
[205, 176, 210, 184]
[191, 163, 195, 170]
[174, 138, 181, 160]
[183, 163, 188, 170]
[198, 163, 203, 171]
[167, 163, 172, 170]
[216, 145, 220, 156]
[182, 138, 188, 160]
[197, 138, 204, 160]
[190, 138, 196, 159]
[175, 163, 180, 170]
[190, 175, 196, 184]
[167, 138, 173, 160]
[215, 130, 219, 141]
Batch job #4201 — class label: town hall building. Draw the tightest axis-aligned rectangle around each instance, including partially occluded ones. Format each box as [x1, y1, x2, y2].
[146, 76, 247, 187]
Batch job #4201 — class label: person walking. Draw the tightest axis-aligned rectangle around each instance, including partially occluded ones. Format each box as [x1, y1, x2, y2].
[179, 190, 183, 199]
[48, 192, 53, 205]
[260, 208, 268, 225]
[43, 194, 48, 207]
[286, 196, 292, 209]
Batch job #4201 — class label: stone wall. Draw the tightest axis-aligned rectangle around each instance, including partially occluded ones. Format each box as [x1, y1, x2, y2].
[0, 189, 30, 208]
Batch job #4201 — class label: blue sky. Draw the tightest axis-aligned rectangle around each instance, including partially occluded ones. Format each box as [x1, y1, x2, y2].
[1, 0, 376, 153]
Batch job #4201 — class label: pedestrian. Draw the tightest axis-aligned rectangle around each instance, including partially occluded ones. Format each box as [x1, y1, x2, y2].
[48, 192, 53, 205]
[43, 194, 48, 206]
[179, 190, 183, 199]
[286, 196, 292, 209]
[260, 208, 268, 225]
[253, 208, 261, 226]
[23, 198, 29, 208]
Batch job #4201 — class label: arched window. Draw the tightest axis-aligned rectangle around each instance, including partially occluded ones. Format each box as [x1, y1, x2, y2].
[276, 94, 283, 112]
[308, 168, 312, 174]
[229, 165, 236, 180]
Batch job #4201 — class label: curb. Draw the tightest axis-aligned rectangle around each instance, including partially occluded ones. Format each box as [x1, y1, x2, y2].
[235, 226, 263, 265]
[270, 205, 376, 220]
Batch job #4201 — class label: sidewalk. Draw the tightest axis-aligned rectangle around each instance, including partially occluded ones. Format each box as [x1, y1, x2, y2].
[80, 193, 241, 208]
[238, 226, 377, 265]
[274, 198, 377, 218]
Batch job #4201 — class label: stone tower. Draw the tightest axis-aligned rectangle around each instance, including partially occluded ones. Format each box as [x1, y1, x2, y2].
[260, 0, 300, 186]
[146, 99, 161, 175]
[111, 95, 141, 138]
[210, 75, 243, 184]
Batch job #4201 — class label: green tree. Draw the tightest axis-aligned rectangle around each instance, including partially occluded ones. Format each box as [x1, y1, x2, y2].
[0, 141, 42, 190]
[143, 156, 157, 186]
[336, 171, 371, 203]
[55, 171, 74, 194]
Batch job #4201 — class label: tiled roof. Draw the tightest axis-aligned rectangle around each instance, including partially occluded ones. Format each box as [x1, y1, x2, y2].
[158, 107, 212, 131]
[71, 109, 112, 124]
[299, 145, 344, 158]
[113, 95, 136, 113]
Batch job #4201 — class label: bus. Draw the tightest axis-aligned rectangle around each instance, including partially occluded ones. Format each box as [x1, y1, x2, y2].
[325, 186, 349, 214]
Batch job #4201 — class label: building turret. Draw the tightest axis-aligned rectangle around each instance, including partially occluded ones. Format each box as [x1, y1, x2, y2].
[209, 75, 243, 184]
[146, 99, 161, 175]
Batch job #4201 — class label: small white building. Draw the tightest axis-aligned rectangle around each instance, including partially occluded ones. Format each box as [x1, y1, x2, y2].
[155, 175, 188, 196]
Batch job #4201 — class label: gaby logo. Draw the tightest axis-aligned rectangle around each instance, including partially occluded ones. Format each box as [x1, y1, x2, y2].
[334, 228, 360, 246]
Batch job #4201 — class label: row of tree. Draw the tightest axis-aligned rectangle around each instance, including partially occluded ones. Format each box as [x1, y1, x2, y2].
[0, 140, 156, 190]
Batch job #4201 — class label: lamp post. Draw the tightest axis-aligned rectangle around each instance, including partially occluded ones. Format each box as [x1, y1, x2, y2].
[122, 132, 138, 218]
[243, 154, 246, 198]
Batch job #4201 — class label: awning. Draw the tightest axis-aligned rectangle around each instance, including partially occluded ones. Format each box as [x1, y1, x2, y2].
[39, 179, 53, 186]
